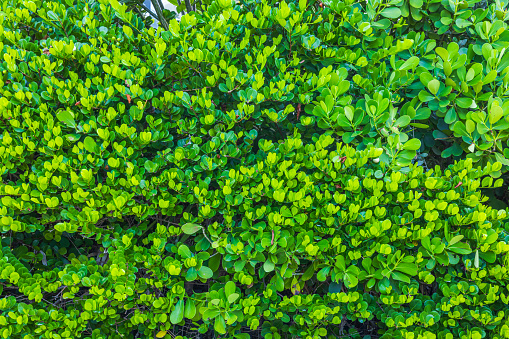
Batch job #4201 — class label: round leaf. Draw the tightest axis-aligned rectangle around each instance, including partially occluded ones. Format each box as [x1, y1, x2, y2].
[182, 223, 202, 235]
[380, 7, 401, 18]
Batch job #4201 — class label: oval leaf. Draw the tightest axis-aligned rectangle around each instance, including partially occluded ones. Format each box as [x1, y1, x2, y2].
[380, 7, 401, 18]
[182, 223, 202, 235]
[170, 299, 184, 324]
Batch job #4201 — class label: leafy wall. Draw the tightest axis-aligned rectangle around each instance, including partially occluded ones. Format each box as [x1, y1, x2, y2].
[1, 0, 509, 338]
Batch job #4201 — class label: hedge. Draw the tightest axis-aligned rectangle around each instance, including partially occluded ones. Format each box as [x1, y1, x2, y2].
[1, 0, 509, 338]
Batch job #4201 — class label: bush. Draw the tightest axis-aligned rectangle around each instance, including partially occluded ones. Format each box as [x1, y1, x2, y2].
[1, 0, 509, 338]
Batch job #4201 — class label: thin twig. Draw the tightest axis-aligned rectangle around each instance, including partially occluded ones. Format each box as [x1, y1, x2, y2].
[202, 228, 213, 244]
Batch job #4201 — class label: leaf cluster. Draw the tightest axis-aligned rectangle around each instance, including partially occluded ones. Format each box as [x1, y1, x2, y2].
[1, 0, 509, 338]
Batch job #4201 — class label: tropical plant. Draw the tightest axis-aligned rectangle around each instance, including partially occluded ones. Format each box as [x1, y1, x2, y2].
[1, 0, 509, 338]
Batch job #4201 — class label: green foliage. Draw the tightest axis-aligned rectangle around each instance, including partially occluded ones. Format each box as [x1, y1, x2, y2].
[1, 0, 509, 338]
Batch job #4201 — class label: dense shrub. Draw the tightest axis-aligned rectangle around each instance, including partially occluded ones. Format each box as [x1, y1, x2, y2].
[1, 0, 509, 338]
